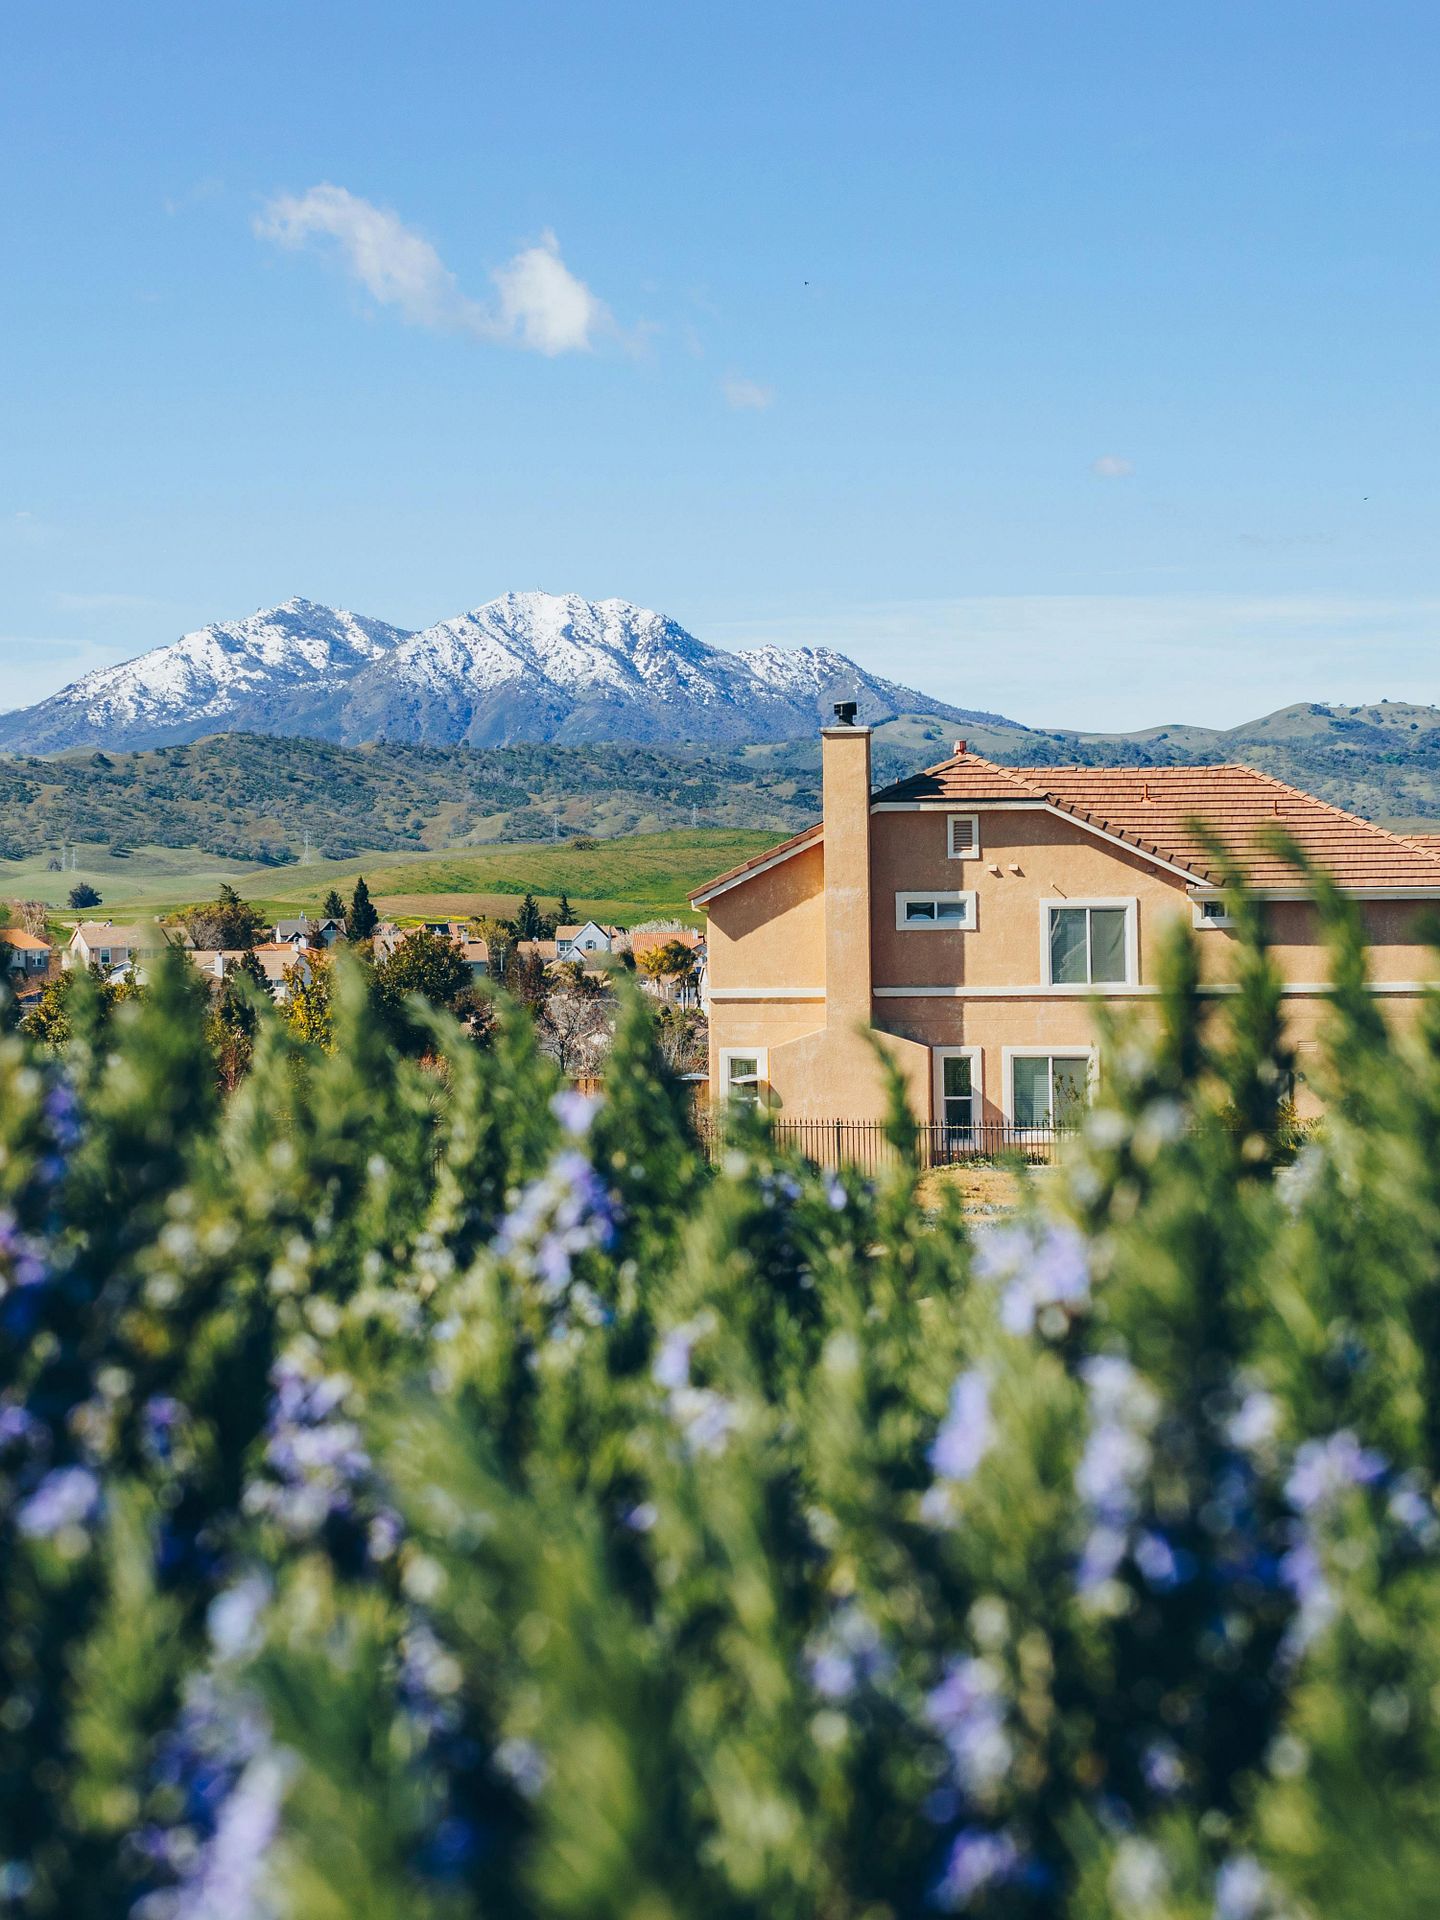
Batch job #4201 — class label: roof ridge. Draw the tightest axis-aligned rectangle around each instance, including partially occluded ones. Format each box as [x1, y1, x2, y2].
[1011, 766, 1211, 878]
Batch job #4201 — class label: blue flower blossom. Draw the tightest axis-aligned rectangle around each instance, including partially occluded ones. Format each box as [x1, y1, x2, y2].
[933, 1826, 1024, 1909]
[17, 1465, 101, 1538]
[973, 1220, 1089, 1336]
[928, 1370, 994, 1485]
[496, 1148, 619, 1301]
[1285, 1431, 1386, 1514]
[925, 1657, 1012, 1796]
[805, 1604, 892, 1702]
[1214, 1853, 1278, 1920]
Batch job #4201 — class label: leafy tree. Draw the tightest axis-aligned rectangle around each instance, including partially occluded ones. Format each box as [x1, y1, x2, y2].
[635, 937, 699, 1005]
[515, 891, 545, 940]
[68, 882, 101, 909]
[321, 888, 346, 922]
[280, 951, 333, 1047]
[180, 882, 263, 951]
[374, 929, 472, 1020]
[346, 876, 378, 942]
[205, 949, 272, 1089]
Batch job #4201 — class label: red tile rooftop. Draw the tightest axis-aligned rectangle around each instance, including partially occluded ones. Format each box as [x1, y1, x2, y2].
[692, 754, 1440, 900]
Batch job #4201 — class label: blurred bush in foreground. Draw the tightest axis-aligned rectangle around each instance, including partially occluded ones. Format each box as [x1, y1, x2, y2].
[3, 884, 1440, 1920]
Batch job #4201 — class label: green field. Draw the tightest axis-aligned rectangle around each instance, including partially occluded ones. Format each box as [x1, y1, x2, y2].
[1, 828, 780, 929]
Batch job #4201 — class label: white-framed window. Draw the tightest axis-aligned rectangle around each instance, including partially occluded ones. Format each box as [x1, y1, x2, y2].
[1041, 899, 1136, 987]
[719, 1046, 768, 1107]
[947, 813, 980, 860]
[932, 1046, 982, 1138]
[1191, 896, 1235, 930]
[1004, 1047, 1097, 1131]
[896, 890, 977, 932]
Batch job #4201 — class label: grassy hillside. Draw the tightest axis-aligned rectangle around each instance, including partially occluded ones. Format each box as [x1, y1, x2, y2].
[1, 830, 775, 927]
[7, 700, 1440, 901]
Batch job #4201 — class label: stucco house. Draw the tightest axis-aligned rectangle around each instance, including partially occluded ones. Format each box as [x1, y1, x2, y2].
[557, 921, 620, 959]
[0, 929, 52, 979]
[64, 921, 173, 974]
[691, 715, 1440, 1127]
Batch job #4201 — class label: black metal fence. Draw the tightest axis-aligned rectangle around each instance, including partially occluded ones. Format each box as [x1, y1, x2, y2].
[692, 1116, 1079, 1174]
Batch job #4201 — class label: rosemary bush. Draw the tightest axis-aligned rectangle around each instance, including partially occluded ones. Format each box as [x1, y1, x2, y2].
[3, 887, 1440, 1920]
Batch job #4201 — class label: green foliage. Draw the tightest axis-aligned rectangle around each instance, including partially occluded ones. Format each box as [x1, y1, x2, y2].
[68, 883, 101, 909]
[322, 888, 346, 921]
[8, 894, 1440, 1919]
[177, 881, 265, 951]
[347, 876, 379, 942]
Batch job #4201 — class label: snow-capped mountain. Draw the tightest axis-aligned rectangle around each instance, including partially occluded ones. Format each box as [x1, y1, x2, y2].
[0, 598, 411, 753]
[0, 591, 997, 753]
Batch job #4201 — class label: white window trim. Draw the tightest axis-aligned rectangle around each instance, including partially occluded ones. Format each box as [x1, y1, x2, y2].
[896, 889, 978, 932]
[1191, 896, 1236, 930]
[946, 812, 981, 860]
[1039, 897, 1138, 989]
[719, 1045, 769, 1104]
[1002, 1045, 1099, 1127]
[932, 1045, 983, 1130]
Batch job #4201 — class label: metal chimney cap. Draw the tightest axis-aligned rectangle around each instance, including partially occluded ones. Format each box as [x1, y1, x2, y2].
[832, 699, 859, 726]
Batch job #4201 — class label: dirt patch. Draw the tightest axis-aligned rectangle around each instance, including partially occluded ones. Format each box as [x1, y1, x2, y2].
[915, 1162, 1054, 1218]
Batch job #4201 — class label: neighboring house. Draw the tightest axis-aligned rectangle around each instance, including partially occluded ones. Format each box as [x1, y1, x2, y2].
[556, 921, 620, 959]
[516, 938, 560, 966]
[274, 915, 345, 948]
[64, 921, 172, 973]
[248, 943, 315, 1003]
[373, 921, 489, 978]
[0, 929, 52, 978]
[456, 938, 490, 980]
[691, 718, 1440, 1125]
[627, 927, 706, 1004]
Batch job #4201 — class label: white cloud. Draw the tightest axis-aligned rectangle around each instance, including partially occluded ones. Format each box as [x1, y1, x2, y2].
[254, 185, 608, 356]
[723, 375, 775, 411]
[1091, 454, 1135, 479]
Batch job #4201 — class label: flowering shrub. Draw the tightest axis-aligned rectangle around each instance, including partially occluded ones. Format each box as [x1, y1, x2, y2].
[3, 889, 1440, 1920]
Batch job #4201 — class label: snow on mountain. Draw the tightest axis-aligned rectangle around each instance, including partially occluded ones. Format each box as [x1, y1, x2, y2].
[0, 598, 412, 753]
[0, 590, 997, 753]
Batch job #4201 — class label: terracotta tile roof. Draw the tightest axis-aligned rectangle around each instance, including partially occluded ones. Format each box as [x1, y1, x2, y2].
[689, 823, 824, 904]
[878, 752, 1440, 888]
[691, 754, 1440, 903]
[0, 929, 50, 950]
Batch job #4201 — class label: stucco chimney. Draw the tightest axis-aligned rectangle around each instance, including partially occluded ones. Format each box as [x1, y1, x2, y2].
[821, 720, 873, 1029]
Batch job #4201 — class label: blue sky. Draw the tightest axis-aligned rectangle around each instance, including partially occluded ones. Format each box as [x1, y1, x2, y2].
[3, 1, 1438, 730]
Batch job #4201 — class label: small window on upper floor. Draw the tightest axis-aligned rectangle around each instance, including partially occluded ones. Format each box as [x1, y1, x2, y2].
[947, 813, 980, 859]
[1046, 903, 1134, 985]
[896, 890, 976, 931]
[1192, 897, 1235, 929]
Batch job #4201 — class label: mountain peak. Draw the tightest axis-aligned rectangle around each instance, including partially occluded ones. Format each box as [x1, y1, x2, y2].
[0, 590, 990, 754]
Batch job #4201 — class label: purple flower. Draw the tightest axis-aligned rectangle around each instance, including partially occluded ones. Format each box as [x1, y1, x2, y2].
[1214, 1853, 1275, 1920]
[17, 1465, 100, 1538]
[929, 1370, 994, 1484]
[974, 1221, 1089, 1336]
[805, 1605, 891, 1702]
[925, 1658, 1012, 1795]
[1278, 1540, 1336, 1658]
[496, 1147, 619, 1300]
[933, 1827, 1023, 1909]
[1142, 1740, 1185, 1795]
[1285, 1431, 1386, 1514]
[550, 1089, 598, 1137]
